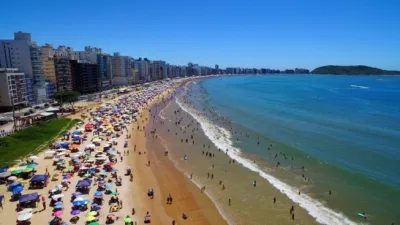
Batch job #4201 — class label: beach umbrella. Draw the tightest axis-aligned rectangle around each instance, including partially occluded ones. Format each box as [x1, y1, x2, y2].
[8, 182, 20, 187]
[54, 201, 63, 205]
[124, 217, 132, 223]
[88, 222, 99, 225]
[54, 204, 64, 209]
[86, 216, 95, 222]
[11, 169, 22, 175]
[45, 150, 56, 154]
[17, 212, 33, 221]
[0, 167, 9, 173]
[71, 209, 81, 215]
[111, 192, 119, 196]
[51, 194, 64, 200]
[12, 185, 24, 194]
[72, 192, 82, 197]
[8, 167, 18, 172]
[23, 168, 33, 173]
[0, 172, 11, 178]
[94, 191, 103, 197]
[105, 184, 113, 190]
[28, 155, 39, 160]
[18, 208, 33, 214]
[53, 210, 63, 217]
[88, 211, 97, 216]
[26, 163, 38, 169]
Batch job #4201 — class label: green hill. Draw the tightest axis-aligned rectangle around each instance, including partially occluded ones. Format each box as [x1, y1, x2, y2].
[311, 65, 400, 75]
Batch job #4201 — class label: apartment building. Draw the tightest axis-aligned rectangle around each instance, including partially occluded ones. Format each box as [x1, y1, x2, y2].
[0, 68, 28, 107]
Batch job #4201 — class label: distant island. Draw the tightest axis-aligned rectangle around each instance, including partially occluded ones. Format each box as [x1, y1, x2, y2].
[311, 65, 400, 75]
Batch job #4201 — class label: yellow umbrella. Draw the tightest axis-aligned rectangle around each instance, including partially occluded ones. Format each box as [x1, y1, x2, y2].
[86, 216, 95, 221]
[8, 167, 18, 172]
[88, 211, 97, 216]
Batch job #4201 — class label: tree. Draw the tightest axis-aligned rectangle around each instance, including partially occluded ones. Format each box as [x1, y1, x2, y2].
[53, 91, 80, 111]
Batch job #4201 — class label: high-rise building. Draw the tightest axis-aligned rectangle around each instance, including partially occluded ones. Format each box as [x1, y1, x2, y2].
[0, 68, 28, 107]
[0, 32, 47, 104]
[112, 53, 133, 86]
[70, 60, 99, 94]
[55, 58, 73, 91]
[74, 46, 101, 64]
[134, 60, 149, 82]
[97, 54, 113, 90]
[54, 45, 75, 59]
[41, 44, 57, 86]
[149, 60, 166, 80]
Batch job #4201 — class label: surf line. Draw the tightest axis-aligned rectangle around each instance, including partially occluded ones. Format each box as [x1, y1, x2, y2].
[176, 96, 361, 225]
[350, 85, 369, 89]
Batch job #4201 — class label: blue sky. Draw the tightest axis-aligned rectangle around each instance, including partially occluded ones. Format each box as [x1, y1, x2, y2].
[1, 0, 399, 70]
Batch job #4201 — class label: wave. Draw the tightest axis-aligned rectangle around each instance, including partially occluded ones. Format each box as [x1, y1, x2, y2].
[176, 96, 360, 225]
[350, 85, 369, 89]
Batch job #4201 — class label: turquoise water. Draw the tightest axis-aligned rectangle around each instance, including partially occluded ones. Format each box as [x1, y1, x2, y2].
[189, 75, 400, 224]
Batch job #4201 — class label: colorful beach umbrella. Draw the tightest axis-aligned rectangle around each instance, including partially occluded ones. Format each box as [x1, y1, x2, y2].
[72, 192, 82, 196]
[11, 185, 24, 194]
[17, 212, 33, 221]
[86, 216, 95, 222]
[26, 163, 38, 169]
[111, 192, 119, 196]
[11, 169, 22, 175]
[71, 209, 81, 215]
[23, 168, 33, 173]
[54, 204, 64, 209]
[53, 210, 63, 217]
[8, 176, 17, 181]
[88, 222, 99, 225]
[105, 184, 113, 190]
[124, 217, 132, 223]
[88, 211, 97, 216]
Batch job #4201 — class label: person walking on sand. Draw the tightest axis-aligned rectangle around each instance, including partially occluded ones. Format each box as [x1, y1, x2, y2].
[228, 198, 231, 206]
[273, 197, 276, 204]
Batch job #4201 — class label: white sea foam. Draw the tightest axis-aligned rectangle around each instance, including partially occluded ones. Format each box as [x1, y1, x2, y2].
[350, 85, 369, 89]
[176, 96, 361, 225]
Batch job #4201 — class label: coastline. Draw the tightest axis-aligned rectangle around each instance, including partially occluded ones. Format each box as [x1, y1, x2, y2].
[129, 80, 228, 224]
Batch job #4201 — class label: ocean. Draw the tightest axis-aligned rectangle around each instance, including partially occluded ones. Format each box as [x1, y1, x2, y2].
[156, 75, 400, 225]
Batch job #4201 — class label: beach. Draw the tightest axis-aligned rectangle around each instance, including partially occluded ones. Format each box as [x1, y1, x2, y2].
[0, 77, 228, 225]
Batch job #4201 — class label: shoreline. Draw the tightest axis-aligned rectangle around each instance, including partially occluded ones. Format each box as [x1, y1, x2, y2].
[129, 80, 229, 224]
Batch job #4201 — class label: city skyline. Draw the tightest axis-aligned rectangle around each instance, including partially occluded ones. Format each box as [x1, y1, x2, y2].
[0, 0, 399, 71]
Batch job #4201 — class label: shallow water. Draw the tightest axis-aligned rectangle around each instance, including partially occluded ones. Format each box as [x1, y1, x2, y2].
[150, 75, 400, 225]
[187, 75, 400, 225]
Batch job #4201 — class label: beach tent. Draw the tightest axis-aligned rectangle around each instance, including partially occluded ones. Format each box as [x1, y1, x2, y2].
[0, 167, 9, 173]
[19, 192, 39, 204]
[76, 179, 92, 188]
[0, 172, 11, 178]
[30, 175, 49, 183]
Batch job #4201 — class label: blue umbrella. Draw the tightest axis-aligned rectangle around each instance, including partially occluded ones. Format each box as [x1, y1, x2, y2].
[11, 185, 24, 194]
[73, 201, 84, 206]
[94, 191, 103, 197]
[98, 181, 105, 185]
[54, 204, 64, 209]
[8, 182, 20, 188]
[72, 192, 82, 196]
[54, 201, 63, 205]
[0, 167, 9, 173]
[105, 184, 113, 190]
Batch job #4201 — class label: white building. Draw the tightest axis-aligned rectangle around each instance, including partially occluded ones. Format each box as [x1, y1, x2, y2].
[74, 46, 102, 64]
[54, 45, 75, 59]
[0, 68, 28, 107]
